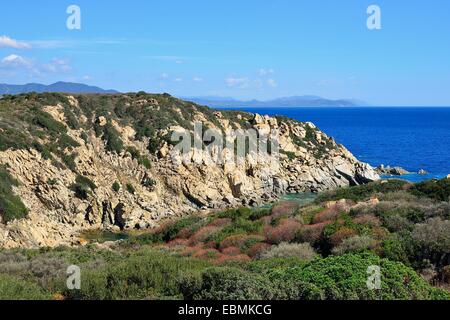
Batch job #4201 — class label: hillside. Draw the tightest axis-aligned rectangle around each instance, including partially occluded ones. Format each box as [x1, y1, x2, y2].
[0, 92, 378, 248]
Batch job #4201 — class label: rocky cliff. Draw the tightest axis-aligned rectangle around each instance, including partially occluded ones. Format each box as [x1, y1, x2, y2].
[0, 92, 378, 248]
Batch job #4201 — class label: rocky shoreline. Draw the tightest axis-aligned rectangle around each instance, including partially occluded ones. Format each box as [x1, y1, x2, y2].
[375, 164, 429, 176]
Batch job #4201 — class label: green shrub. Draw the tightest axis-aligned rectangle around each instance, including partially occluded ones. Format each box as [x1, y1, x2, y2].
[63, 249, 210, 300]
[332, 236, 377, 255]
[61, 152, 77, 171]
[32, 110, 67, 134]
[70, 175, 96, 200]
[0, 166, 28, 223]
[261, 242, 317, 261]
[381, 233, 412, 266]
[32, 141, 53, 160]
[316, 180, 408, 203]
[272, 252, 449, 300]
[112, 181, 121, 192]
[206, 218, 263, 246]
[411, 218, 450, 266]
[180, 267, 281, 300]
[63, 106, 80, 130]
[102, 123, 124, 154]
[280, 150, 296, 160]
[410, 178, 450, 201]
[126, 183, 135, 194]
[217, 207, 253, 221]
[0, 274, 51, 300]
[58, 133, 80, 150]
[126, 146, 152, 169]
[142, 176, 156, 188]
[75, 175, 97, 191]
[80, 132, 89, 143]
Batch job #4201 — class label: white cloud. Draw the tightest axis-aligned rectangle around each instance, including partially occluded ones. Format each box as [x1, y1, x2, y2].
[226, 75, 278, 90]
[27, 39, 126, 49]
[259, 68, 274, 76]
[1, 54, 33, 68]
[0, 54, 72, 77]
[174, 77, 183, 82]
[42, 58, 72, 73]
[160, 73, 169, 79]
[267, 79, 278, 87]
[193, 77, 203, 82]
[0, 35, 31, 49]
[226, 77, 250, 88]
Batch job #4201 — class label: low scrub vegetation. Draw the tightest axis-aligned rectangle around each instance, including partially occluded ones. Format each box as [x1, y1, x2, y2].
[0, 178, 449, 299]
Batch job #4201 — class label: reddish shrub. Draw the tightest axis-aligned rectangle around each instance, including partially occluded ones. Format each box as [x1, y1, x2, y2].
[442, 266, 450, 284]
[297, 221, 332, 244]
[353, 214, 380, 227]
[219, 234, 248, 250]
[208, 218, 232, 227]
[188, 226, 219, 245]
[270, 201, 299, 218]
[166, 238, 189, 247]
[219, 234, 265, 251]
[260, 216, 273, 225]
[177, 226, 194, 239]
[371, 226, 389, 240]
[264, 219, 302, 244]
[248, 242, 271, 258]
[192, 248, 220, 260]
[329, 227, 358, 247]
[313, 207, 340, 224]
[180, 245, 204, 257]
[221, 246, 242, 256]
[151, 220, 176, 236]
[203, 241, 217, 249]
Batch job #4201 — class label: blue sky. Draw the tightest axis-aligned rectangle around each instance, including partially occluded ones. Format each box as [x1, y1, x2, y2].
[1, 0, 449, 105]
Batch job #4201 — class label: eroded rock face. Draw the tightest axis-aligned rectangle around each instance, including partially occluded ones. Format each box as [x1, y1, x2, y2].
[0, 95, 379, 248]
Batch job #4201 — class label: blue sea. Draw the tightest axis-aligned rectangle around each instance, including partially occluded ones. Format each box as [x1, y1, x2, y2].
[217, 107, 450, 182]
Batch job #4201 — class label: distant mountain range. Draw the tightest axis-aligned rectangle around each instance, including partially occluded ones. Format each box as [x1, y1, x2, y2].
[0, 82, 366, 107]
[183, 96, 368, 107]
[0, 82, 118, 95]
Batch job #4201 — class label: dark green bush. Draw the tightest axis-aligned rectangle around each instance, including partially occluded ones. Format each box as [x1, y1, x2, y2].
[0, 274, 51, 300]
[63, 249, 210, 300]
[112, 181, 121, 192]
[70, 175, 96, 200]
[316, 180, 408, 203]
[58, 133, 80, 150]
[126, 183, 135, 194]
[410, 178, 450, 201]
[271, 252, 449, 300]
[0, 166, 28, 223]
[180, 267, 283, 300]
[32, 110, 66, 134]
[102, 123, 124, 154]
